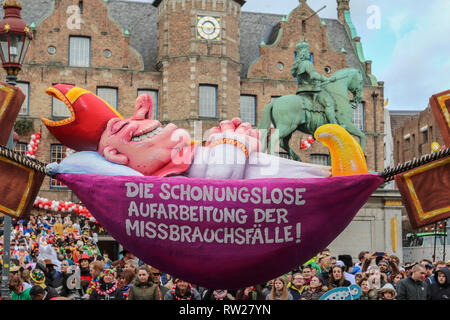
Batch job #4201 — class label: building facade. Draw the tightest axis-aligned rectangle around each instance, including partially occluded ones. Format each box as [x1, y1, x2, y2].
[392, 107, 445, 165]
[6, 0, 404, 261]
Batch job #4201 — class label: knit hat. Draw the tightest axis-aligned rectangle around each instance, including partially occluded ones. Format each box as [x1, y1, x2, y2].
[368, 265, 380, 272]
[378, 260, 390, 267]
[100, 268, 115, 279]
[30, 269, 46, 288]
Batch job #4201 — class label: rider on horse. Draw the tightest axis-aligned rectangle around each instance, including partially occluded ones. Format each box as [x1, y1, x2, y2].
[291, 41, 338, 125]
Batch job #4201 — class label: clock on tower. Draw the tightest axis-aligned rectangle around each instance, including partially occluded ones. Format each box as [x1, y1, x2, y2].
[197, 16, 221, 40]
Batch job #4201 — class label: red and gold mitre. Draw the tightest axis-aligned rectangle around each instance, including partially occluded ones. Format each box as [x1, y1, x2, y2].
[41, 84, 123, 151]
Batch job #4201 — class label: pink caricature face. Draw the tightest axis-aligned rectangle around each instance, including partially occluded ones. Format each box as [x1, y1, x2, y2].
[98, 94, 191, 176]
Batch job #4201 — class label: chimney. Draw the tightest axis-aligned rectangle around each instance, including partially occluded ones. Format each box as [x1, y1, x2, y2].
[337, 0, 350, 24]
[365, 60, 372, 75]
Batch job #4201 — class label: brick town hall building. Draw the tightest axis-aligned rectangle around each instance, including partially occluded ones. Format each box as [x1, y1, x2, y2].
[5, 0, 405, 261]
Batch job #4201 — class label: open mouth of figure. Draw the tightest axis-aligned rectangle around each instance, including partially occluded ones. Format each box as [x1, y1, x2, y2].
[131, 126, 164, 142]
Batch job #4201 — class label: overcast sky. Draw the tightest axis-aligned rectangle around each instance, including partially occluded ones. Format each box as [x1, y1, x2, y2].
[126, 0, 450, 111]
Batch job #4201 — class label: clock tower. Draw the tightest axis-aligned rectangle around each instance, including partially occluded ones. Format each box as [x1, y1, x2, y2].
[153, 0, 245, 135]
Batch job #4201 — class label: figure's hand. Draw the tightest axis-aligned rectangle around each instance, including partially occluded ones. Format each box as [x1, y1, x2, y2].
[206, 118, 261, 154]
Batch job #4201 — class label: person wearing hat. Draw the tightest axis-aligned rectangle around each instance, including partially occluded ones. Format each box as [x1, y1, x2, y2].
[427, 266, 450, 300]
[378, 283, 397, 300]
[377, 259, 391, 277]
[149, 266, 169, 298]
[9, 263, 20, 275]
[79, 254, 92, 292]
[44, 259, 63, 291]
[111, 248, 135, 272]
[164, 278, 201, 300]
[403, 262, 418, 278]
[30, 269, 59, 300]
[89, 268, 124, 300]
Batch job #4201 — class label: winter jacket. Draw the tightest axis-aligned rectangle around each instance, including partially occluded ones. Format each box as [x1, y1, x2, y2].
[427, 267, 450, 300]
[265, 292, 294, 300]
[157, 284, 169, 299]
[396, 276, 427, 300]
[44, 286, 60, 300]
[127, 279, 160, 300]
[300, 287, 326, 300]
[288, 284, 305, 300]
[164, 285, 201, 300]
[89, 281, 124, 300]
[358, 289, 378, 300]
[11, 287, 31, 300]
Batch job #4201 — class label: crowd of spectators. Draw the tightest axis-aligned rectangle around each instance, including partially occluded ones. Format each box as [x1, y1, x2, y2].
[1, 213, 449, 300]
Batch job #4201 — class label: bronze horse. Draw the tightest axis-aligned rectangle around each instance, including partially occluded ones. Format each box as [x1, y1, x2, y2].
[258, 68, 365, 161]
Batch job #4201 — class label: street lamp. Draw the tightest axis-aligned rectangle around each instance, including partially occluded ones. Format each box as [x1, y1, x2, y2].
[0, 0, 32, 299]
[0, 0, 32, 85]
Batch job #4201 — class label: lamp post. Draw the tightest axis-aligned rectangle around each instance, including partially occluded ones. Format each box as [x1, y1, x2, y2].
[0, 0, 32, 300]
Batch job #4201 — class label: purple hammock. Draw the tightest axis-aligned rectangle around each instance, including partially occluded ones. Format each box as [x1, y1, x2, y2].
[57, 173, 383, 289]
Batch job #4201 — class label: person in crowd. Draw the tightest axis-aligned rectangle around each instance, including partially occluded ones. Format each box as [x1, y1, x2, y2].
[300, 275, 327, 300]
[89, 268, 124, 300]
[127, 265, 160, 300]
[328, 265, 351, 289]
[30, 269, 59, 300]
[367, 265, 387, 290]
[149, 266, 169, 298]
[103, 253, 113, 266]
[111, 249, 135, 272]
[338, 254, 356, 276]
[164, 278, 202, 300]
[235, 285, 265, 300]
[9, 277, 31, 300]
[288, 272, 305, 300]
[317, 253, 332, 285]
[435, 261, 447, 272]
[60, 259, 82, 299]
[301, 265, 313, 286]
[202, 289, 235, 301]
[82, 260, 105, 299]
[266, 276, 293, 300]
[403, 262, 417, 278]
[396, 264, 428, 300]
[262, 279, 274, 297]
[377, 259, 391, 277]
[423, 262, 435, 287]
[20, 268, 33, 289]
[29, 284, 60, 300]
[330, 256, 337, 269]
[123, 258, 139, 276]
[427, 267, 450, 300]
[378, 283, 397, 300]
[90, 244, 104, 262]
[118, 269, 135, 299]
[79, 254, 92, 292]
[336, 260, 356, 284]
[390, 272, 405, 290]
[355, 272, 364, 286]
[358, 278, 378, 300]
